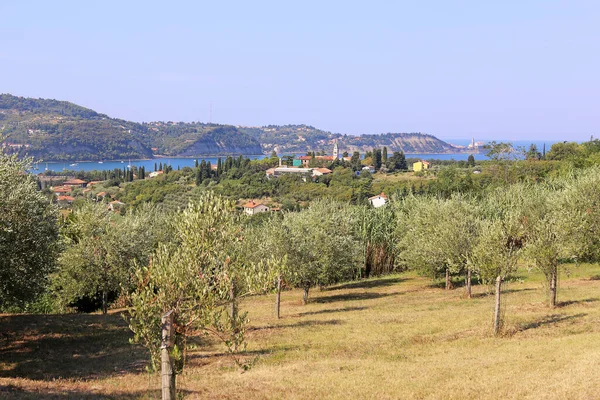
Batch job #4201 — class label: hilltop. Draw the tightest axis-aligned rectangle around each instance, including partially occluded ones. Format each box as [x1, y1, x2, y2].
[1, 94, 460, 161]
[0, 94, 262, 161]
[240, 124, 460, 155]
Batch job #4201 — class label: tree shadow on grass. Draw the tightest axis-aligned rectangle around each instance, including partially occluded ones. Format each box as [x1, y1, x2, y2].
[517, 313, 587, 332]
[471, 287, 535, 298]
[0, 313, 147, 382]
[557, 298, 599, 307]
[296, 306, 368, 317]
[249, 319, 344, 332]
[313, 291, 400, 304]
[326, 277, 406, 291]
[0, 385, 194, 399]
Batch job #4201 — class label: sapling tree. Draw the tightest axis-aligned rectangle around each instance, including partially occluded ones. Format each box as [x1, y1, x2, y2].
[522, 187, 579, 307]
[127, 192, 270, 389]
[472, 185, 538, 334]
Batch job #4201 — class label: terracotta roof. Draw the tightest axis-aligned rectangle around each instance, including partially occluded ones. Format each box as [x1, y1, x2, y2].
[315, 168, 332, 174]
[418, 160, 431, 165]
[97, 191, 107, 197]
[57, 195, 75, 202]
[53, 186, 72, 193]
[63, 178, 87, 185]
[87, 181, 102, 186]
[297, 156, 312, 160]
[368, 192, 388, 200]
[109, 200, 124, 205]
[315, 155, 334, 161]
[243, 200, 265, 209]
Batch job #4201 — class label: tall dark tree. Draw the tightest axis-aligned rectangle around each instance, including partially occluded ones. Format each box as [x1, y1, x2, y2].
[467, 154, 476, 167]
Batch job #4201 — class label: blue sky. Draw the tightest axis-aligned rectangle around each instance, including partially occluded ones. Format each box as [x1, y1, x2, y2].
[1, 1, 598, 141]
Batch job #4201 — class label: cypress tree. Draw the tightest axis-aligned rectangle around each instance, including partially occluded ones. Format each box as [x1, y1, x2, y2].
[217, 158, 222, 177]
[382, 147, 388, 165]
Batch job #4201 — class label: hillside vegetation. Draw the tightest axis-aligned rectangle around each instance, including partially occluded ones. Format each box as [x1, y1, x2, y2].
[0, 94, 261, 161]
[1, 94, 459, 161]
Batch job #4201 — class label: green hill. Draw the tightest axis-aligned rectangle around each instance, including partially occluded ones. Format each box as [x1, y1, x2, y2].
[240, 124, 460, 155]
[0, 94, 262, 161]
[1, 94, 459, 161]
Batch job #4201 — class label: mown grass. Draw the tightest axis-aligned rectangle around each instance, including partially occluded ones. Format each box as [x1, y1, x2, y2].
[2, 264, 600, 399]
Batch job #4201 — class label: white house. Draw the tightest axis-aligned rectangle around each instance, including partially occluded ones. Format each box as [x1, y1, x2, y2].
[243, 200, 270, 215]
[362, 165, 376, 174]
[368, 192, 388, 208]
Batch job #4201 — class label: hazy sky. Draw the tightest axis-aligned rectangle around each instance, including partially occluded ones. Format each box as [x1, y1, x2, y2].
[1, 1, 598, 141]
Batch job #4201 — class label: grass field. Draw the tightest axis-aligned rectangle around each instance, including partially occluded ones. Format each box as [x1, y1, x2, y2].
[2, 264, 600, 399]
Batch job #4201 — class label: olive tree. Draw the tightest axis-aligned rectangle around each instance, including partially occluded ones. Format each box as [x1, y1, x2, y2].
[127, 192, 269, 382]
[53, 202, 165, 313]
[0, 148, 59, 310]
[279, 200, 361, 304]
[398, 195, 478, 296]
[472, 185, 539, 334]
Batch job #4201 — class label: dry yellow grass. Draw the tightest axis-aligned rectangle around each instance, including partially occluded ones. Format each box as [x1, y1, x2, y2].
[2, 265, 600, 399]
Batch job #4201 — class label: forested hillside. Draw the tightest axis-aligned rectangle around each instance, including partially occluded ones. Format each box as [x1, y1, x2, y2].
[0, 94, 261, 161]
[1, 95, 461, 161]
[239, 124, 460, 154]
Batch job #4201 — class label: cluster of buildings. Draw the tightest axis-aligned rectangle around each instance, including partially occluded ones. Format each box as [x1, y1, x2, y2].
[48, 177, 125, 211]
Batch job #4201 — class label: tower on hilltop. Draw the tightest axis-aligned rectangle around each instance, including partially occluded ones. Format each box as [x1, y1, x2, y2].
[333, 140, 339, 159]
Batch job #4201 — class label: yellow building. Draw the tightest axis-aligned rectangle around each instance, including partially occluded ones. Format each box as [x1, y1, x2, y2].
[412, 160, 431, 172]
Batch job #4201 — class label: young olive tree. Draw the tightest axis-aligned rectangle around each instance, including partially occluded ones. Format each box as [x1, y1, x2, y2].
[472, 185, 539, 334]
[53, 202, 164, 313]
[398, 195, 478, 295]
[522, 186, 581, 307]
[242, 215, 291, 318]
[0, 147, 59, 310]
[127, 192, 269, 385]
[280, 200, 361, 304]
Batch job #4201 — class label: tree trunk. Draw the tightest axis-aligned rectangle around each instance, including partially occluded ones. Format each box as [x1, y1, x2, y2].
[465, 269, 472, 299]
[445, 268, 451, 290]
[102, 290, 108, 315]
[493, 276, 503, 335]
[302, 287, 309, 305]
[549, 266, 557, 308]
[161, 311, 176, 400]
[230, 279, 237, 326]
[275, 274, 282, 319]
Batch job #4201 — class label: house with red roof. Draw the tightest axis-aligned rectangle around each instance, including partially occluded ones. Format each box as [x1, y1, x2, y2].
[368, 192, 388, 208]
[242, 200, 270, 215]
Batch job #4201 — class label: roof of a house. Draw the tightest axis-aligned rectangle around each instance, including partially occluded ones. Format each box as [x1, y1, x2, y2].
[109, 200, 124, 205]
[87, 181, 102, 186]
[362, 165, 375, 169]
[297, 156, 312, 160]
[369, 192, 388, 200]
[243, 200, 267, 209]
[63, 178, 87, 185]
[53, 186, 72, 193]
[315, 155, 334, 161]
[314, 168, 332, 174]
[97, 191, 107, 197]
[57, 195, 75, 201]
[415, 160, 431, 165]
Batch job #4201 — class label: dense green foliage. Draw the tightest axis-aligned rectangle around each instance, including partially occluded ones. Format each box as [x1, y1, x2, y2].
[0, 145, 60, 311]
